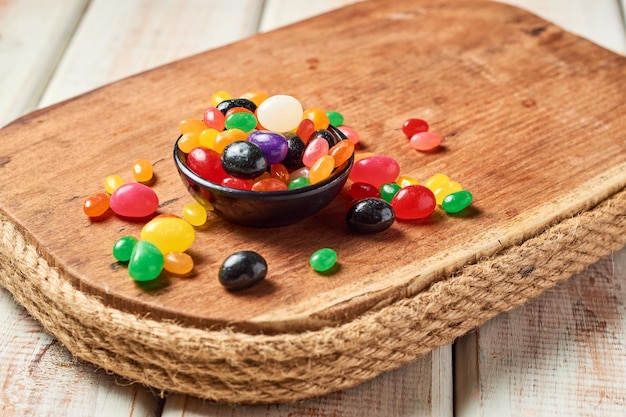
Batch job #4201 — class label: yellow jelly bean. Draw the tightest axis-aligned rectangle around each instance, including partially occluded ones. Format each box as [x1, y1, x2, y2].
[424, 173, 450, 193]
[211, 90, 232, 106]
[396, 175, 419, 188]
[163, 252, 194, 276]
[140, 217, 195, 254]
[182, 202, 207, 227]
[104, 174, 124, 194]
[433, 181, 463, 205]
[199, 128, 219, 149]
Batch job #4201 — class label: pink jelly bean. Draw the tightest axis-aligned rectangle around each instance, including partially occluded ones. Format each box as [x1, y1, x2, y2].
[338, 125, 361, 144]
[410, 132, 441, 151]
[349, 155, 400, 188]
[302, 137, 329, 167]
[110, 183, 159, 218]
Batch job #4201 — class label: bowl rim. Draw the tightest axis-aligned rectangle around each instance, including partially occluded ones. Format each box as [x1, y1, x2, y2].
[173, 126, 354, 201]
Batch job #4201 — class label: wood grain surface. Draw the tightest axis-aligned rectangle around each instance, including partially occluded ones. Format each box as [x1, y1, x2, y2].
[0, 0, 624, 335]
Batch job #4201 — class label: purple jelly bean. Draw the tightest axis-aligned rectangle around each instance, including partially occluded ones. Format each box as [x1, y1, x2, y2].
[248, 130, 289, 166]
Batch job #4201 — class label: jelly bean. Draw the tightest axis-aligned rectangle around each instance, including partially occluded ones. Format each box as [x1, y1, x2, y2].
[140, 216, 195, 254]
[163, 251, 194, 275]
[289, 166, 310, 182]
[248, 130, 289, 166]
[296, 119, 315, 144]
[402, 118, 429, 138]
[240, 90, 269, 107]
[288, 177, 310, 189]
[254, 171, 272, 182]
[251, 178, 288, 192]
[198, 128, 219, 149]
[424, 173, 450, 192]
[110, 183, 159, 218]
[379, 183, 401, 202]
[302, 137, 329, 167]
[132, 159, 153, 183]
[329, 140, 355, 167]
[349, 182, 381, 200]
[390, 185, 436, 220]
[433, 181, 463, 205]
[346, 198, 395, 233]
[83, 193, 110, 218]
[221, 141, 267, 179]
[442, 190, 473, 213]
[396, 175, 419, 188]
[216, 98, 257, 115]
[179, 118, 206, 135]
[178, 132, 201, 153]
[219, 250, 267, 290]
[202, 107, 225, 130]
[410, 131, 441, 151]
[104, 174, 124, 194]
[214, 128, 248, 154]
[225, 107, 254, 119]
[128, 240, 164, 282]
[338, 125, 360, 145]
[281, 132, 306, 170]
[309, 248, 337, 273]
[310, 129, 339, 148]
[221, 176, 253, 190]
[326, 111, 344, 127]
[309, 155, 335, 184]
[187, 147, 229, 184]
[256, 95, 303, 132]
[182, 202, 207, 226]
[303, 107, 329, 130]
[211, 90, 231, 106]
[112, 236, 138, 262]
[270, 163, 290, 184]
[349, 155, 400, 188]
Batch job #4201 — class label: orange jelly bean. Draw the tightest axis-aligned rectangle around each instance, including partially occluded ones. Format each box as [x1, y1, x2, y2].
[329, 140, 355, 167]
[309, 155, 335, 184]
[240, 90, 269, 106]
[302, 107, 330, 130]
[214, 128, 248, 153]
[178, 118, 207, 135]
[252, 178, 288, 191]
[270, 163, 290, 184]
[132, 159, 153, 183]
[163, 252, 194, 275]
[83, 193, 110, 218]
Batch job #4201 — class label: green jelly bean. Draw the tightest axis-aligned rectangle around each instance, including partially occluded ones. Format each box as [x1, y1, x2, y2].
[379, 183, 401, 202]
[225, 112, 258, 132]
[309, 248, 337, 273]
[288, 177, 310, 189]
[442, 190, 473, 214]
[326, 111, 344, 127]
[128, 240, 164, 282]
[112, 236, 138, 262]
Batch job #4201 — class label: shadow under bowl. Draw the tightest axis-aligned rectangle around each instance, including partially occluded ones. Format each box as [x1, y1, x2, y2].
[173, 127, 354, 227]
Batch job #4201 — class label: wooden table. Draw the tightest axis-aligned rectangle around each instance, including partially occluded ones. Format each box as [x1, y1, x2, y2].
[1, 0, 625, 415]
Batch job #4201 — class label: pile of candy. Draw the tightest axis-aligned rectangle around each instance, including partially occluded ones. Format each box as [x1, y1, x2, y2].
[177, 91, 358, 192]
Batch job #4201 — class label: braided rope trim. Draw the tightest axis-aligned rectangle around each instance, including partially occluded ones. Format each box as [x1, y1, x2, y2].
[1, 187, 625, 404]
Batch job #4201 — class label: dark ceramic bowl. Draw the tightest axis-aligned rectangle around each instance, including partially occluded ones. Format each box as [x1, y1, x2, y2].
[173, 126, 354, 227]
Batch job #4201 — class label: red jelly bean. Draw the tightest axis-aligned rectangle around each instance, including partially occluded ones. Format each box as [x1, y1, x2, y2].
[349, 155, 400, 188]
[349, 182, 381, 200]
[402, 118, 429, 138]
[110, 183, 159, 218]
[202, 107, 225, 130]
[187, 147, 229, 184]
[410, 132, 441, 151]
[251, 178, 288, 192]
[221, 176, 252, 190]
[296, 118, 315, 144]
[390, 185, 436, 220]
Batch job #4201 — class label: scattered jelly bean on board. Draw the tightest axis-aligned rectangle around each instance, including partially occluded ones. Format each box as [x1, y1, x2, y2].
[309, 248, 338, 273]
[109, 183, 159, 218]
[187, 147, 229, 184]
[178, 132, 201, 153]
[218, 250, 268, 290]
[442, 190, 473, 213]
[433, 181, 463, 205]
[220, 141, 267, 179]
[302, 137, 329, 167]
[379, 183, 401, 202]
[329, 140, 355, 167]
[303, 107, 330, 130]
[346, 198, 395, 234]
[202, 107, 226, 130]
[112, 236, 138, 262]
[326, 111, 344, 127]
[424, 173, 450, 192]
[256, 95, 303, 132]
[410, 132, 442, 151]
[309, 155, 335, 184]
[182, 202, 207, 226]
[104, 174, 124, 194]
[402, 118, 429, 138]
[132, 159, 153, 183]
[338, 126, 360, 144]
[248, 130, 289, 166]
[390, 185, 437, 220]
[163, 251, 194, 275]
[349, 155, 401, 188]
[349, 182, 381, 200]
[128, 240, 164, 282]
[396, 175, 419, 188]
[83, 193, 111, 218]
[140, 216, 196, 254]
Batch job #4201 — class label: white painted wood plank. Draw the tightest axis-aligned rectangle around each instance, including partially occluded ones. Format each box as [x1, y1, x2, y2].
[38, 0, 265, 108]
[498, 0, 626, 54]
[0, 288, 162, 416]
[0, 0, 88, 127]
[161, 346, 453, 417]
[455, 247, 626, 416]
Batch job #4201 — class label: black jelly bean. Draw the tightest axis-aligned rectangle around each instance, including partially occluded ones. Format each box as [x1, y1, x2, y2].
[219, 251, 268, 291]
[216, 98, 257, 115]
[221, 141, 267, 179]
[346, 198, 395, 233]
[281, 132, 306, 170]
[310, 129, 340, 148]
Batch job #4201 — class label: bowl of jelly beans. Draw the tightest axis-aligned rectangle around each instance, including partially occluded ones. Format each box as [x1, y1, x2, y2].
[173, 94, 355, 227]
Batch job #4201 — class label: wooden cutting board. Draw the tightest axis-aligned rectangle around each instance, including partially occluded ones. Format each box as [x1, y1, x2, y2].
[1, 0, 625, 336]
